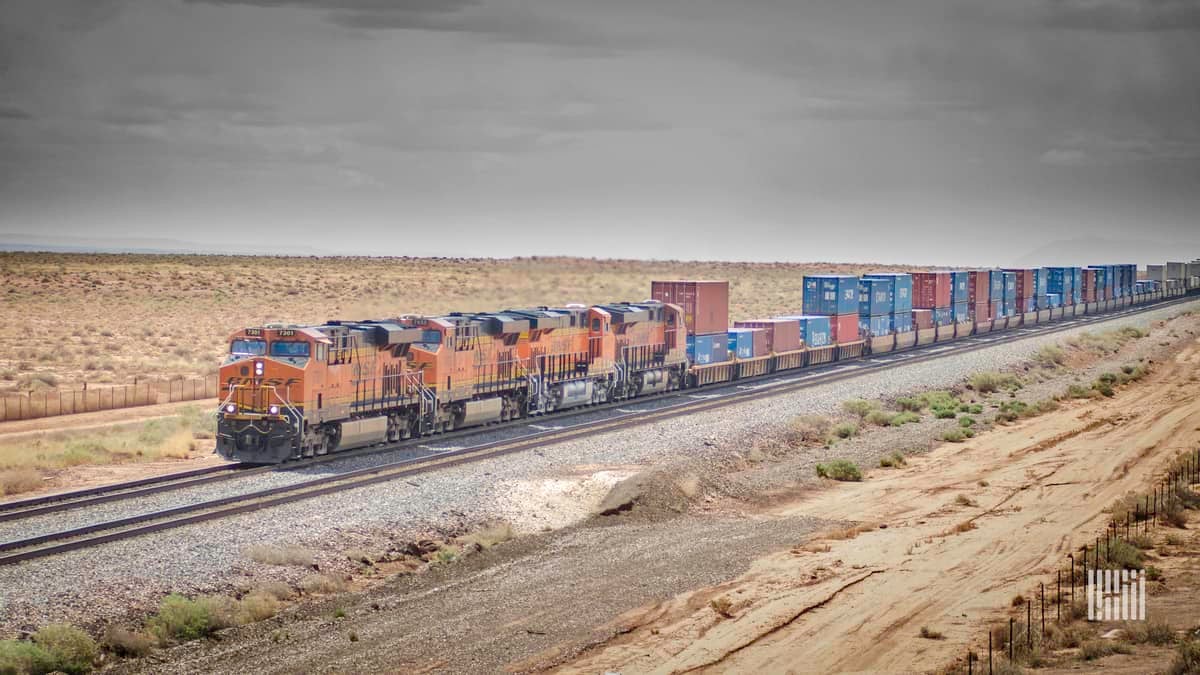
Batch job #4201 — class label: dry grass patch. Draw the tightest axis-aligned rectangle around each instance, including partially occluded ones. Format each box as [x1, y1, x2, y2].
[0, 411, 211, 471]
[300, 573, 348, 595]
[243, 544, 315, 567]
[0, 468, 43, 496]
[458, 521, 515, 551]
[919, 626, 946, 640]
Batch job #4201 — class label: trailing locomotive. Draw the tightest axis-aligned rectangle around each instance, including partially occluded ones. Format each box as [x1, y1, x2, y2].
[217, 273, 1196, 464]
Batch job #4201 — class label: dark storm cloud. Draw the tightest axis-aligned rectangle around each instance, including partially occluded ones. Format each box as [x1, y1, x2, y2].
[1043, 0, 1200, 31]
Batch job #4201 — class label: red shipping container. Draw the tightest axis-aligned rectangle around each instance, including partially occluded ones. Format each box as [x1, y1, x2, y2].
[1081, 269, 1098, 303]
[912, 309, 934, 330]
[830, 314, 860, 343]
[971, 302, 990, 322]
[733, 319, 801, 353]
[967, 270, 991, 304]
[1005, 269, 1035, 300]
[912, 271, 952, 308]
[651, 280, 729, 335]
[752, 328, 769, 357]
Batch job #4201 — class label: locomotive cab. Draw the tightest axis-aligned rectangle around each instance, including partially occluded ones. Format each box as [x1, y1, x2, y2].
[216, 326, 319, 463]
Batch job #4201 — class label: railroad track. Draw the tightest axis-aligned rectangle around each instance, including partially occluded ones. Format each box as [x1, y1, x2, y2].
[0, 293, 1193, 566]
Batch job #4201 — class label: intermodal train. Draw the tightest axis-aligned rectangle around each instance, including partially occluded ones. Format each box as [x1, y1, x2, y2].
[216, 269, 1197, 464]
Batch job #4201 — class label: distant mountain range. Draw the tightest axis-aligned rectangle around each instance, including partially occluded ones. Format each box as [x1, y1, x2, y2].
[1011, 237, 1199, 268]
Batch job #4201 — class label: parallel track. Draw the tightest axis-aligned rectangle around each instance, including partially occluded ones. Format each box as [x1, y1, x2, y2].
[0, 293, 1193, 566]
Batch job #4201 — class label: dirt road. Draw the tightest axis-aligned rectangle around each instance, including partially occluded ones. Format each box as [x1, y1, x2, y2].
[560, 338, 1200, 674]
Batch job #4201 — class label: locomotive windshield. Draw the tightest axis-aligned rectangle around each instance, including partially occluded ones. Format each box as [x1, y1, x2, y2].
[230, 339, 267, 356]
[270, 341, 310, 357]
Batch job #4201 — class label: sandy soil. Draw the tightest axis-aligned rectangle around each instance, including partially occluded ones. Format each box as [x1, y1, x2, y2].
[558, 337, 1200, 674]
[0, 398, 218, 439]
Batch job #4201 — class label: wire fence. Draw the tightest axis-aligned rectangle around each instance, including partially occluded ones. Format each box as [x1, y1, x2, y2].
[956, 447, 1200, 674]
[0, 375, 220, 422]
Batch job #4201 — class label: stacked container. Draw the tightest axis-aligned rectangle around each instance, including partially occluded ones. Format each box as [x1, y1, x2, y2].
[727, 328, 768, 359]
[651, 280, 730, 364]
[1167, 262, 1186, 281]
[1086, 266, 1108, 301]
[1001, 271, 1018, 317]
[911, 271, 952, 326]
[802, 275, 861, 344]
[1046, 268, 1074, 306]
[776, 315, 833, 348]
[733, 318, 801, 354]
[1071, 268, 1083, 305]
[949, 271, 971, 324]
[1081, 268, 1098, 303]
[857, 277, 893, 337]
[861, 273, 914, 334]
[1005, 269, 1036, 313]
[967, 270, 992, 321]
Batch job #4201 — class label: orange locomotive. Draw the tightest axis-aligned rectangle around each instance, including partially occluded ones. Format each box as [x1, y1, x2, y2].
[216, 302, 689, 463]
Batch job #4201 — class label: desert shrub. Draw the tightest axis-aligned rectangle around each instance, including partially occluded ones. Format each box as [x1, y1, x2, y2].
[933, 408, 957, 419]
[1128, 533, 1155, 549]
[458, 521, 515, 550]
[1079, 639, 1133, 661]
[0, 468, 43, 496]
[831, 422, 858, 439]
[958, 416, 975, 428]
[896, 396, 923, 412]
[32, 624, 98, 674]
[1065, 383, 1096, 399]
[785, 415, 832, 446]
[879, 451, 906, 468]
[1033, 344, 1066, 368]
[709, 596, 733, 618]
[864, 410, 894, 427]
[918, 626, 944, 640]
[958, 403, 984, 414]
[842, 399, 879, 418]
[300, 574, 347, 594]
[243, 545, 314, 567]
[970, 372, 1021, 393]
[1100, 539, 1143, 570]
[942, 429, 967, 443]
[1146, 565, 1163, 581]
[889, 411, 921, 426]
[1164, 503, 1189, 528]
[0, 640, 56, 674]
[236, 593, 279, 624]
[815, 459, 862, 481]
[955, 494, 977, 507]
[146, 594, 214, 644]
[1124, 619, 1176, 646]
[1168, 640, 1200, 675]
[101, 626, 153, 657]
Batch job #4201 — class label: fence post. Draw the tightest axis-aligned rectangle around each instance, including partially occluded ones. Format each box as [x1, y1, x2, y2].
[1057, 570, 1062, 622]
[1027, 600, 1032, 650]
[1041, 583, 1045, 637]
[1009, 618, 1014, 662]
[989, 630, 993, 674]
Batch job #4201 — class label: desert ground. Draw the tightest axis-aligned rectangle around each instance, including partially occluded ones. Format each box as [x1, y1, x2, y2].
[0, 252, 920, 392]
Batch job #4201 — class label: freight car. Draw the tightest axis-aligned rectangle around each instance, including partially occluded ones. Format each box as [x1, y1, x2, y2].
[218, 266, 1195, 464]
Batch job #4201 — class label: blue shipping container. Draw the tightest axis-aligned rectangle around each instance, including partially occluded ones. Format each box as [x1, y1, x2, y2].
[988, 270, 1004, 300]
[892, 311, 914, 333]
[1046, 268, 1074, 304]
[863, 273, 913, 315]
[933, 307, 954, 325]
[859, 314, 892, 337]
[950, 271, 970, 303]
[686, 333, 728, 365]
[858, 278, 893, 317]
[777, 315, 832, 348]
[1033, 268, 1049, 297]
[951, 301, 971, 323]
[803, 275, 859, 315]
[1045, 293, 1062, 308]
[727, 329, 755, 359]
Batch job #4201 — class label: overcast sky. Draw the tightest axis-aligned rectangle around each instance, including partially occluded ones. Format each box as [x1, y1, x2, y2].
[0, 0, 1198, 265]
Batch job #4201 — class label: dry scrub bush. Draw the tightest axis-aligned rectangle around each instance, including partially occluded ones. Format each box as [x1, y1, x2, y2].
[1168, 640, 1200, 675]
[243, 544, 315, 567]
[785, 415, 831, 446]
[102, 626, 154, 657]
[815, 459, 862, 481]
[919, 626, 945, 640]
[0, 468, 43, 496]
[458, 521, 515, 550]
[300, 574, 347, 594]
[709, 596, 733, 618]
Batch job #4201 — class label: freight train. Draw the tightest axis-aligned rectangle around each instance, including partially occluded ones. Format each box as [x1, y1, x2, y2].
[217, 265, 1199, 464]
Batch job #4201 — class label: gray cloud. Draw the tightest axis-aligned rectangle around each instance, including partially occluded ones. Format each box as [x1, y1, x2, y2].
[0, 105, 33, 120]
[1043, 0, 1200, 31]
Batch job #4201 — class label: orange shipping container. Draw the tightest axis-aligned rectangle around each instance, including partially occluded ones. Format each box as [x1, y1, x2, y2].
[651, 280, 729, 335]
[733, 319, 801, 353]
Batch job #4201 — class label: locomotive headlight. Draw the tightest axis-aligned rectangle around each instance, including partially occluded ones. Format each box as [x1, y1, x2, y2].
[225, 404, 236, 414]
[254, 361, 264, 376]
[269, 405, 280, 415]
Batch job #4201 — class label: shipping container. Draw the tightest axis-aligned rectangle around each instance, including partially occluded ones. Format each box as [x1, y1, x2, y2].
[967, 270, 991, 305]
[1045, 293, 1062, 309]
[727, 328, 761, 359]
[950, 271, 970, 304]
[803, 275, 860, 316]
[651, 280, 729, 335]
[1081, 269, 1098, 303]
[830, 314, 860, 343]
[777, 315, 833, 348]
[971, 301, 991, 322]
[1033, 268, 1049, 298]
[892, 311, 914, 333]
[1167, 262, 1186, 280]
[912, 271, 953, 308]
[686, 332, 729, 365]
[862, 273, 914, 315]
[1071, 268, 1083, 304]
[858, 278, 893, 317]
[859, 314, 892, 337]
[950, 301, 971, 324]
[1004, 269, 1035, 300]
[932, 307, 954, 325]
[1046, 268, 1074, 305]
[733, 319, 801, 353]
[988, 270, 1004, 300]
[912, 308, 934, 330]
